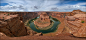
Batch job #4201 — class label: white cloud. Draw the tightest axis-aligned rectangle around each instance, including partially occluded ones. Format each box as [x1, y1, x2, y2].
[75, 2, 86, 6]
[52, 2, 86, 12]
[0, 0, 86, 12]
[9, 10, 14, 11]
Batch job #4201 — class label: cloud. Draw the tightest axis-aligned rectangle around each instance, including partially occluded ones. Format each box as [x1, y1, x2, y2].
[0, 0, 60, 11]
[0, 0, 86, 12]
[60, 2, 86, 12]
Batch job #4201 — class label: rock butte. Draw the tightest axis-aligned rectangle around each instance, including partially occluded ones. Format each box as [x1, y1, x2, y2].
[34, 12, 50, 27]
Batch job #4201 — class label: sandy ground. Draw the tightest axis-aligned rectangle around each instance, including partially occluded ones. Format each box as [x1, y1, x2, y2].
[1, 33, 86, 40]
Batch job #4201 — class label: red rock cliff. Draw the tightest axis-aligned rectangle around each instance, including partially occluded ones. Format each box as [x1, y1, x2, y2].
[0, 13, 27, 37]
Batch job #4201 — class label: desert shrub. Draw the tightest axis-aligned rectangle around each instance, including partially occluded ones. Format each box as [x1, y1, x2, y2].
[8, 14, 9, 16]
[81, 21, 84, 23]
[3, 17, 4, 18]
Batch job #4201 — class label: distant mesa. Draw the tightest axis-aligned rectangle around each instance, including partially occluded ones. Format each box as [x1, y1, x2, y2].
[72, 9, 82, 12]
[72, 9, 85, 14]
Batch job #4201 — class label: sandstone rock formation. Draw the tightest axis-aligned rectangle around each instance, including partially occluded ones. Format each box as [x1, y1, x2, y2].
[40, 12, 50, 22]
[73, 26, 86, 37]
[65, 13, 86, 37]
[66, 16, 76, 21]
[74, 14, 86, 23]
[0, 10, 86, 38]
[0, 12, 38, 23]
[34, 12, 50, 27]
[0, 13, 27, 37]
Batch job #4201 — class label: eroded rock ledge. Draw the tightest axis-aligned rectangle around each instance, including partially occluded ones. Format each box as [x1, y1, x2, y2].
[65, 14, 86, 37]
[0, 13, 27, 37]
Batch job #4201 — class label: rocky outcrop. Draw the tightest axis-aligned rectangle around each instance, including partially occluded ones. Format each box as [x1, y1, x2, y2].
[66, 16, 76, 21]
[65, 14, 86, 37]
[0, 13, 27, 37]
[73, 26, 86, 37]
[0, 32, 6, 36]
[74, 14, 86, 23]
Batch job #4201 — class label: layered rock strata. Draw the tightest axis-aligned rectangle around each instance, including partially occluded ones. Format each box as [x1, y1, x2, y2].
[65, 14, 86, 37]
[0, 13, 27, 37]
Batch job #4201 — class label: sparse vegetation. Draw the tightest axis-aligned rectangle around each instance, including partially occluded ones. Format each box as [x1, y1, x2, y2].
[81, 21, 84, 23]
[52, 18, 58, 21]
[8, 14, 9, 16]
[3, 17, 4, 19]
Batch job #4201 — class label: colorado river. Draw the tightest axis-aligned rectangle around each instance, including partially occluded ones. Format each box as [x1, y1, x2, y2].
[26, 16, 60, 34]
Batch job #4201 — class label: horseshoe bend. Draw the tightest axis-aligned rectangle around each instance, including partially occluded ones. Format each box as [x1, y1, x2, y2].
[0, 10, 86, 40]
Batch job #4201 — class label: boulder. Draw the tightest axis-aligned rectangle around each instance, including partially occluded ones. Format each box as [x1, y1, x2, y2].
[0, 32, 6, 36]
[34, 32, 43, 36]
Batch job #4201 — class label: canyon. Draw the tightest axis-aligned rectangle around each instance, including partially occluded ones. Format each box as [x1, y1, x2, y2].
[0, 10, 86, 40]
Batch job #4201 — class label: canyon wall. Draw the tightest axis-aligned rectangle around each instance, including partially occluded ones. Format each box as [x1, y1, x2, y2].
[1, 10, 85, 20]
[0, 12, 39, 23]
[0, 10, 86, 37]
[0, 13, 27, 37]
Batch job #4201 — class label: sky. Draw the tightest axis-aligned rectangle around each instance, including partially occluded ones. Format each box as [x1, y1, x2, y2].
[0, 0, 86, 12]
